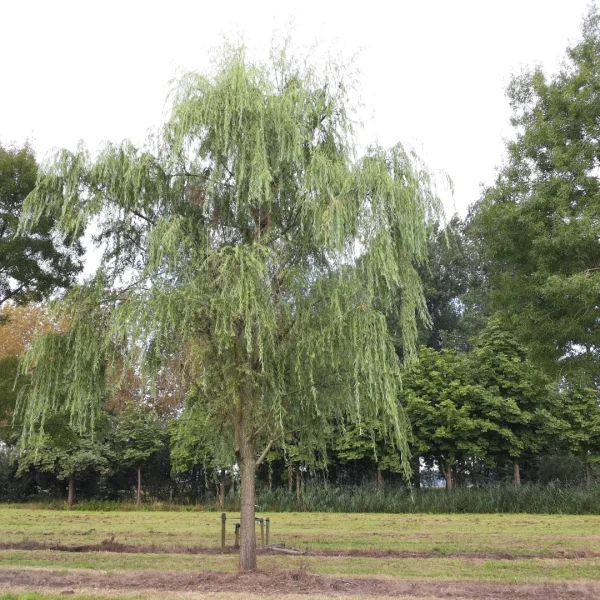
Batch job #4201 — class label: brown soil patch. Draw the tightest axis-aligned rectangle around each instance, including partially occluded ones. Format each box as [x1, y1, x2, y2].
[0, 568, 598, 599]
[0, 540, 597, 560]
[309, 548, 600, 560]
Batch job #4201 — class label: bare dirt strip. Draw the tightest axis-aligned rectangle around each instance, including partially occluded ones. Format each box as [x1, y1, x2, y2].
[0, 539, 597, 560]
[0, 568, 599, 599]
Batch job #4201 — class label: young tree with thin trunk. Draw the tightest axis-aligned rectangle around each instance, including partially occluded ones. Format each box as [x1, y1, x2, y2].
[18, 44, 439, 570]
[15, 413, 112, 507]
[469, 318, 563, 484]
[402, 347, 493, 490]
[560, 382, 600, 487]
[335, 418, 405, 485]
[169, 405, 233, 506]
[115, 406, 164, 506]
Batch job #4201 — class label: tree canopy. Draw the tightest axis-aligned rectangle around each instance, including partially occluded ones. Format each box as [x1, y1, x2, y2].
[471, 6, 600, 377]
[15, 412, 113, 507]
[0, 143, 81, 312]
[114, 406, 165, 506]
[17, 45, 440, 569]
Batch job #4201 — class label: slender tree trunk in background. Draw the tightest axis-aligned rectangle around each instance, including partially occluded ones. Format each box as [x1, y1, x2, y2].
[219, 469, 226, 507]
[440, 459, 453, 491]
[513, 459, 521, 485]
[377, 467, 384, 486]
[191, 467, 198, 502]
[586, 460, 591, 488]
[288, 466, 293, 492]
[412, 454, 421, 489]
[67, 475, 75, 508]
[296, 467, 301, 502]
[137, 467, 142, 506]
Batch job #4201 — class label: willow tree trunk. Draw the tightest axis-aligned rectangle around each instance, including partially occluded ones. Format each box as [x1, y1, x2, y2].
[67, 475, 75, 508]
[288, 466, 293, 492]
[239, 440, 257, 571]
[137, 467, 142, 506]
[296, 467, 301, 503]
[236, 384, 257, 572]
[513, 459, 521, 485]
[377, 467, 384, 486]
[440, 459, 453, 491]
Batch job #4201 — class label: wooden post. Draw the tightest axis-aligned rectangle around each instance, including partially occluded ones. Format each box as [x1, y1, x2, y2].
[234, 523, 240, 549]
[260, 518, 265, 549]
[265, 517, 270, 546]
[221, 513, 226, 550]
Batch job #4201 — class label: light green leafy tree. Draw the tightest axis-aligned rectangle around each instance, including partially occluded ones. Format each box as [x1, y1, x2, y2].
[335, 418, 404, 485]
[17, 44, 439, 569]
[275, 426, 333, 500]
[15, 413, 112, 507]
[169, 404, 234, 506]
[470, 318, 564, 483]
[559, 380, 600, 486]
[115, 406, 165, 506]
[402, 347, 494, 490]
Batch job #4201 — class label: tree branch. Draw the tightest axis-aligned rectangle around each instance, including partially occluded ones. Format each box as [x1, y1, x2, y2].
[256, 439, 275, 467]
[0, 282, 28, 307]
[131, 210, 156, 226]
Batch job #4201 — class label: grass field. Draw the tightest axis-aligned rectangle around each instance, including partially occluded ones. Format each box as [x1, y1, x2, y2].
[0, 507, 599, 599]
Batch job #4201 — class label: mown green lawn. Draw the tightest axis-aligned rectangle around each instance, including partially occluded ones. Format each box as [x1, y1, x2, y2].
[1, 508, 598, 555]
[1, 507, 599, 599]
[0, 549, 599, 583]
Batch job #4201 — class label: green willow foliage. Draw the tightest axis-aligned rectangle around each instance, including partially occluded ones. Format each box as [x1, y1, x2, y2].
[17, 46, 440, 529]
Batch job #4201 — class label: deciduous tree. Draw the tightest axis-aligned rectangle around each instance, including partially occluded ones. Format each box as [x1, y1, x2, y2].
[114, 406, 165, 506]
[0, 143, 81, 311]
[471, 8, 600, 376]
[560, 380, 600, 486]
[15, 413, 112, 507]
[18, 45, 439, 569]
[402, 347, 492, 490]
[470, 318, 563, 483]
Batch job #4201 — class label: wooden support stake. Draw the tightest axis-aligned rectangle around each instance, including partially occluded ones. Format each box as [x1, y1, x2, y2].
[265, 517, 270, 546]
[221, 513, 226, 550]
[260, 518, 265, 549]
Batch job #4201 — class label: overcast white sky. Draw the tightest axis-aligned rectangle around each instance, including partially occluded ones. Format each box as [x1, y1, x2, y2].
[0, 0, 592, 217]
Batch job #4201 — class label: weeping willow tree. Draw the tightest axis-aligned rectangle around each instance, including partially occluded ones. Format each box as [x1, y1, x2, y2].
[18, 45, 439, 570]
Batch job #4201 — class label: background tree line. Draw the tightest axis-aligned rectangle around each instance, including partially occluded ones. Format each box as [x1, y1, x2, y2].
[1, 7, 600, 515]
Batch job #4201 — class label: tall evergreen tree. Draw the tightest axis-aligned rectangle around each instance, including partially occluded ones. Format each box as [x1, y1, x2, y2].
[17, 45, 439, 569]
